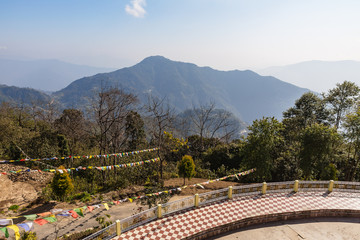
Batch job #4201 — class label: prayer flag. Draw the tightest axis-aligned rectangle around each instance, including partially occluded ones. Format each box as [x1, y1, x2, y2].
[68, 210, 79, 219]
[0, 227, 9, 238]
[104, 203, 109, 210]
[34, 218, 48, 226]
[7, 225, 20, 240]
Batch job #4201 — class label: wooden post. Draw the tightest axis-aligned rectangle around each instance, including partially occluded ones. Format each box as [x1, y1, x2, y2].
[157, 204, 162, 218]
[294, 180, 299, 193]
[228, 186, 233, 199]
[194, 194, 199, 207]
[262, 182, 267, 195]
[116, 220, 121, 236]
[328, 180, 334, 192]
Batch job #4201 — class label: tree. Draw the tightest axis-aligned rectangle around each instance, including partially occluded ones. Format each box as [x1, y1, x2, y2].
[283, 92, 331, 129]
[93, 87, 138, 154]
[54, 109, 87, 155]
[342, 108, 360, 180]
[144, 95, 175, 180]
[299, 124, 340, 180]
[243, 117, 284, 181]
[125, 111, 147, 150]
[185, 103, 240, 152]
[324, 81, 360, 129]
[178, 155, 196, 185]
[51, 166, 74, 201]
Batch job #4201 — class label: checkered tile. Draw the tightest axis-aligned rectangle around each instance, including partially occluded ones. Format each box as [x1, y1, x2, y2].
[115, 192, 360, 240]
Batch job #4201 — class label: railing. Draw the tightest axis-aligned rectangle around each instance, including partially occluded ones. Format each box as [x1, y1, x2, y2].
[83, 180, 360, 239]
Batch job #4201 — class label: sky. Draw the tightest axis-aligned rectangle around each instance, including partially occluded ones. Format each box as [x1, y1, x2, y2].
[1, 0, 360, 71]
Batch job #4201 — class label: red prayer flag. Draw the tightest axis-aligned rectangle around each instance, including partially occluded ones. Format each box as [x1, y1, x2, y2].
[87, 206, 94, 212]
[34, 218, 48, 226]
[68, 210, 79, 218]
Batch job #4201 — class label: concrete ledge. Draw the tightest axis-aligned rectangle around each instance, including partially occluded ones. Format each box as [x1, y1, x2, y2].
[184, 209, 360, 240]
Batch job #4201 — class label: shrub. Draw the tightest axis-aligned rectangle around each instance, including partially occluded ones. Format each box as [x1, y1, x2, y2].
[178, 155, 196, 185]
[9, 205, 19, 212]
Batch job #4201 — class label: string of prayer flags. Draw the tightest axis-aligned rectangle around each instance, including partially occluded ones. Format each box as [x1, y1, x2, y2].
[2, 157, 160, 175]
[0, 148, 159, 164]
[42, 157, 160, 173]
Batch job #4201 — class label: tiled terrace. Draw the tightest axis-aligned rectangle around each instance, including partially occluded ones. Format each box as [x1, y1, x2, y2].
[115, 191, 360, 240]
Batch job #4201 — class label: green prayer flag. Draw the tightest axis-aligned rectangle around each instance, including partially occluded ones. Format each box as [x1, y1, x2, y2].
[74, 208, 84, 217]
[43, 217, 57, 223]
[24, 214, 37, 221]
[0, 227, 9, 238]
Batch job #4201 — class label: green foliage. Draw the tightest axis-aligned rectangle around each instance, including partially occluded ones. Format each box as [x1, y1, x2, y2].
[20, 231, 37, 240]
[51, 167, 74, 201]
[243, 117, 284, 181]
[8, 205, 19, 212]
[62, 228, 99, 240]
[324, 81, 360, 129]
[203, 143, 243, 171]
[299, 124, 340, 179]
[95, 214, 112, 229]
[177, 155, 196, 185]
[125, 111, 147, 150]
[71, 192, 92, 203]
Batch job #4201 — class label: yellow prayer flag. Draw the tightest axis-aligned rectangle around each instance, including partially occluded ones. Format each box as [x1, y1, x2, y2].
[7, 225, 20, 240]
[103, 203, 109, 210]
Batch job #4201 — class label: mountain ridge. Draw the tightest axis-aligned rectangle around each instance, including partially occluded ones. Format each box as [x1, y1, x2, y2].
[54, 56, 309, 123]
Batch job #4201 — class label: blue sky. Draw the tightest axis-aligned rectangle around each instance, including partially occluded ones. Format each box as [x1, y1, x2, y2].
[1, 0, 360, 70]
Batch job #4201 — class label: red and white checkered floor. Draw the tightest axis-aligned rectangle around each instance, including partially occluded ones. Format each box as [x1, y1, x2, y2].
[115, 192, 360, 240]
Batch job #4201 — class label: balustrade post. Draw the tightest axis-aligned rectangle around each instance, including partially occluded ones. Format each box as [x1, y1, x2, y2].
[262, 182, 267, 195]
[116, 219, 121, 236]
[228, 186, 233, 199]
[157, 204, 162, 219]
[194, 193, 199, 207]
[294, 180, 299, 192]
[328, 180, 334, 192]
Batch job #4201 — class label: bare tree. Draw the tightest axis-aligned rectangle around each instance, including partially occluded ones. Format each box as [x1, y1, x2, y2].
[144, 95, 175, 180]
[91, 86, 138, 183]
[93, 87, 138, 155]
[188, 102, 239, 150]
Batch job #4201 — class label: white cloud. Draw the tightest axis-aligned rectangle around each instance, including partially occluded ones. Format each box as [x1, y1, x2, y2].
[125, 0, 146, 18]
[0, 46, 7, 50]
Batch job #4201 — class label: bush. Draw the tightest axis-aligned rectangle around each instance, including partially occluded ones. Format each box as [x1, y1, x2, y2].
[51, 166, 74, 201]
[71, 192, 92, 203]
[20, 231, 37, 240]
[9, 205, 19, 212]
[178, 155, 196, 185]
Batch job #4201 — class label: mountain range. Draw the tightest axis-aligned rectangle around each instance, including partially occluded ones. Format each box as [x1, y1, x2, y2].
[0, 56, 310, 124]
[0, 58, 114, 92]
[258, 60, 360, 93]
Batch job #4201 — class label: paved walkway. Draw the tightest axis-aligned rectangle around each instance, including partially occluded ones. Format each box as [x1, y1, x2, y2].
[115, 191, 360, 240]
